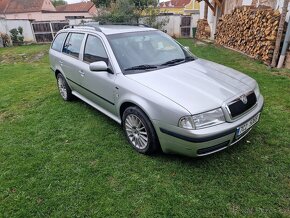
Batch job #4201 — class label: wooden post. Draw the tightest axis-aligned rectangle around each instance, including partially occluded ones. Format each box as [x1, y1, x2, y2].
[271, 0, 289, 67]
[204, 2, 208, 19]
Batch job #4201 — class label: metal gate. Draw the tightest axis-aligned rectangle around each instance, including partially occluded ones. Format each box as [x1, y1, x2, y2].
[32, 21, 69, 43]
[180, 16, 191, 38]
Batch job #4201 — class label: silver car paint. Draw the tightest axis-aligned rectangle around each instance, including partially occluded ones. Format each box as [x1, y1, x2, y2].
[49, 25, 264, 157]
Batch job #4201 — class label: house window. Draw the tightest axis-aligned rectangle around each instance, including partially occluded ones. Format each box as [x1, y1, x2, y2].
[65, 16, 85, 19]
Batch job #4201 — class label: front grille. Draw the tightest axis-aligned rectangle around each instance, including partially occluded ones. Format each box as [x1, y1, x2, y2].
[228, 92, 257, 118]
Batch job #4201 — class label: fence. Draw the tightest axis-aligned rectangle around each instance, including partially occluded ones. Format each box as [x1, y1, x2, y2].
[0, 19, 70, 42]
[1, 14, 199, 44]
[32, 21, 69, 42]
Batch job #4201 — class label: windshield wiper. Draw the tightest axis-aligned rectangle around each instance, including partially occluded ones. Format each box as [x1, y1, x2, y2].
[124, 65, 158, 71]
[161, 58, 185, 66]
[161, 56, 196, 66]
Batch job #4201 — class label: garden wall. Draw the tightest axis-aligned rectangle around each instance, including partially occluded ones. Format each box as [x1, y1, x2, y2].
[0, 19, 35, 42]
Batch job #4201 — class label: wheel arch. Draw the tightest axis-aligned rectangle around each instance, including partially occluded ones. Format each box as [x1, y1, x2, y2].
[55, 69, 62, 78]
[54, 68, 73, 91]
[119, 100, 152, 125]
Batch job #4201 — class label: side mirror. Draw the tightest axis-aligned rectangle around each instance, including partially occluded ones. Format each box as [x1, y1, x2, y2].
[89, 61, 109, 72]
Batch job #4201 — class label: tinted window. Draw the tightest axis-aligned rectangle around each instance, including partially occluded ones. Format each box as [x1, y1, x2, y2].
[63, 33, 85, 58]
[84, 35, 108, 64]
[51, 33, 67, 52]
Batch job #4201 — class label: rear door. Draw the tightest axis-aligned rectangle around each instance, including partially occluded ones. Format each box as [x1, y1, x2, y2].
[78, 34, 117, 115]
[61, 32, 85, 93]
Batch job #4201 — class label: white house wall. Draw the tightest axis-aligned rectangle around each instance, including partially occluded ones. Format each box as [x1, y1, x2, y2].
[2, 11, 96, 21]
[140, 14, 199, 38]
[0, 19, 35, 41]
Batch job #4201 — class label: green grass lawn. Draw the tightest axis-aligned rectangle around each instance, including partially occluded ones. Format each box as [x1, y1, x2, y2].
[0, 40, 289, 217]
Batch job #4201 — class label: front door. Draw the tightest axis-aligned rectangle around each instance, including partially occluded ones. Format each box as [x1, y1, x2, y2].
[79, 34, 117, 115]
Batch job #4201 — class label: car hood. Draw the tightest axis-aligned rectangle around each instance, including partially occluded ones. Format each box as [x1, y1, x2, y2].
[126, 59, 256, 114]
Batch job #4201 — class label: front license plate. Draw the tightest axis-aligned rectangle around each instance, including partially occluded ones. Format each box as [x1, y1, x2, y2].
[236, 113, 260, 137]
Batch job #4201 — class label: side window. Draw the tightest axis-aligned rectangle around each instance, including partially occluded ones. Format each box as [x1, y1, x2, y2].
[84, 35, 108, 64]
[51, 33, 67, 52]
[63, 33, 85, 59]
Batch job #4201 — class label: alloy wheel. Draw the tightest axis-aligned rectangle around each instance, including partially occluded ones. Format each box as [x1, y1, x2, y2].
[125, 114, 148, 149]
[57, 76, 67, 99]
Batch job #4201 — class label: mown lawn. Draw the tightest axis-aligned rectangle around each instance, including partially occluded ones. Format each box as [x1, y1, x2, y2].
[0, 40, 289, 217]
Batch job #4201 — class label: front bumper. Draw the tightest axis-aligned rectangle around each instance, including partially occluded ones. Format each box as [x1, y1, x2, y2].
[153, 95, 264, 157]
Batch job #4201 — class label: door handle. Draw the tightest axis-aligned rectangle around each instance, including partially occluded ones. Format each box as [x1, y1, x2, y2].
[79, 70, 85, 77]
[59, 60, 63, 65]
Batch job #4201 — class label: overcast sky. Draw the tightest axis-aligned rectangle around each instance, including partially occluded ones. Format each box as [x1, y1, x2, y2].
[66, 0, 84, 3]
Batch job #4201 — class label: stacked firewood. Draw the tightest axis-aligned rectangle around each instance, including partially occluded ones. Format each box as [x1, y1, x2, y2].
[196, 19, 211, 40]
[215, 6, 281, 64]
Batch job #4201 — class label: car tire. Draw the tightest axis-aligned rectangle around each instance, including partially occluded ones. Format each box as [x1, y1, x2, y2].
[122, 106, 160, 155]
[56, 73, 73, 101]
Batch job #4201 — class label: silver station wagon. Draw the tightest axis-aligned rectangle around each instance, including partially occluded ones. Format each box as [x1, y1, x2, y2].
[49, 24, 264, 157]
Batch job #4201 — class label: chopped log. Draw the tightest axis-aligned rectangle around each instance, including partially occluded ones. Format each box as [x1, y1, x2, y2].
[196, 19, 211, 40]
[215, 6, 281, 64]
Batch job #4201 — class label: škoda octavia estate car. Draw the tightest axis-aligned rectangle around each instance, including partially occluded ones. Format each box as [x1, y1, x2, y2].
[49, 24, 264, 157]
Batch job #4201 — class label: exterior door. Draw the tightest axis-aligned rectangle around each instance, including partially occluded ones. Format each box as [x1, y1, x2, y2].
[79, 34, 117, 115]
[180, 16, 191, 38]
[61, 32, 86, 94]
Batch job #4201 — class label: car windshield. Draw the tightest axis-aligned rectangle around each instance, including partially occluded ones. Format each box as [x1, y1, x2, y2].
[107, 30, 195, 73]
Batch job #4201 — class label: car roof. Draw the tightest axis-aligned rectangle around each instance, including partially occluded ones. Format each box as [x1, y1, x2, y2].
[63, 24, 156, 35]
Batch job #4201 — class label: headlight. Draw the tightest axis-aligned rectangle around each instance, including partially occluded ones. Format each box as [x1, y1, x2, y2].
[179, 108, 225, 130]
[254, 84, 260, 99]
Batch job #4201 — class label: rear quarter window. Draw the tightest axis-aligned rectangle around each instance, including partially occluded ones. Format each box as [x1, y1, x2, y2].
[51, 33, 67, 52]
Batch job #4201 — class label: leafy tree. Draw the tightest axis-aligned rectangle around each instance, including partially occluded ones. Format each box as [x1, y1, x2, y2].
[91, 0, 112, 7]
[141, 7, 169, 30]
[94, 0, 168, 29]
[95, 0, 138, 24]
[51, 0, 67, 7]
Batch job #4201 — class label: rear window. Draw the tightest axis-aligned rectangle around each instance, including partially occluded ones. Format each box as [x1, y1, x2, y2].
[63, 33, 85, 59]
[51, 33, 67, 52]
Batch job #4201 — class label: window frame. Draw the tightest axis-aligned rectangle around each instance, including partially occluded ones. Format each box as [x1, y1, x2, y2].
[51, 32, 68, 52]
[82, 34, 110, 65]
[62, 32, 86, 60]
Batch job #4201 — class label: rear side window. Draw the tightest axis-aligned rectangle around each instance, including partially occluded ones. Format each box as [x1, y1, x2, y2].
[84, 35, 108, 64]
[51, 33, 67, 52]
[63, 33, 85, 59]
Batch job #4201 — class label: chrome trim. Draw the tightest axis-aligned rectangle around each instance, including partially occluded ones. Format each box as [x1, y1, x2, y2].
[197, 145, 229, 157]
[225, 91, 257, 121]
[197, 128, 253, 157]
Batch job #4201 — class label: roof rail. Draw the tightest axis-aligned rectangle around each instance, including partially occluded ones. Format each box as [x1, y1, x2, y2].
[63, 23, 102, 32]
[98, 22, 150, 27]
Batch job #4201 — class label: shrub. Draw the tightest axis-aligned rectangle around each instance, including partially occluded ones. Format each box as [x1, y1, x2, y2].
[0, 33, 12, 47]
[9, 27, 24, 45]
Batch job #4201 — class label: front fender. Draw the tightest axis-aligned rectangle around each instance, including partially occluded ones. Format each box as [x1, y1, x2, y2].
[116, 75, 190, 126]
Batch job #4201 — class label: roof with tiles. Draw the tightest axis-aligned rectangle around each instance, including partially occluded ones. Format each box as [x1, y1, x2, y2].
[55, 2, 95, 12]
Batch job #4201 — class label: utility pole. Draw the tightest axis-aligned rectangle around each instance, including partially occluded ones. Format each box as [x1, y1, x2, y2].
[271, 0, 289, 68]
